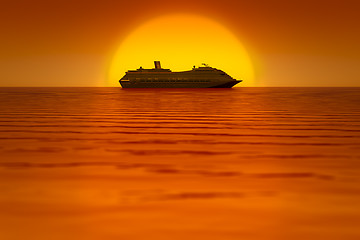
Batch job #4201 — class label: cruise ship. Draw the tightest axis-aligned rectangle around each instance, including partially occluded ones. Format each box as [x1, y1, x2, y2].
[119, 61, 242, 88]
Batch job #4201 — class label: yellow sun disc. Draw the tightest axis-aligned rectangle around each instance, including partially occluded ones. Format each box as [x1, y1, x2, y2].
[108, 14, 255, 87]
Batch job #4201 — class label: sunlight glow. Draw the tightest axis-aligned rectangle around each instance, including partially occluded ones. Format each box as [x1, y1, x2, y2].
[108, 14, 255, 87]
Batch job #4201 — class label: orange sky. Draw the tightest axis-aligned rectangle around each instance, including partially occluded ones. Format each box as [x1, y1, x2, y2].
[1, 0, 360, 86]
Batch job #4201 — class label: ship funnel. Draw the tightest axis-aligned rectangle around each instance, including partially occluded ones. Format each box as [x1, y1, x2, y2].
[154, 61, 161, 69]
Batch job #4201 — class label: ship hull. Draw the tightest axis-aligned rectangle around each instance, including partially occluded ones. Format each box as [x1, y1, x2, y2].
[120, 80, 241, 88]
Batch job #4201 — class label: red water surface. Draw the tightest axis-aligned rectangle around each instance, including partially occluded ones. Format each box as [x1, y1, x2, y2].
[1, 87, 360, 240]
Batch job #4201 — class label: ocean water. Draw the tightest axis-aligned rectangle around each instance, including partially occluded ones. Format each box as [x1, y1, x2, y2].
[0, 87, 360, 240]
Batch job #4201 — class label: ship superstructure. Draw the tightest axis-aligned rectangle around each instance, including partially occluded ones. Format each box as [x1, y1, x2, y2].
[119, 61, 242, 88]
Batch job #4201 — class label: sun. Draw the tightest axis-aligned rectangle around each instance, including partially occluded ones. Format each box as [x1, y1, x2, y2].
[108, 14, 255, 87]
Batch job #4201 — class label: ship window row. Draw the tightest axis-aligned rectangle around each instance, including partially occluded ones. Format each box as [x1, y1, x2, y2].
[136, 78, 211, 83]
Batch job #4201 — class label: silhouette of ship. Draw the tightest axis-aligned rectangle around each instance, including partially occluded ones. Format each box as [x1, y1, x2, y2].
[119, 61, 242, 88]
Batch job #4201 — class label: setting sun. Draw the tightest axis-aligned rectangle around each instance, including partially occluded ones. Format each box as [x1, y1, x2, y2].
[108, 14, 255, 87]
